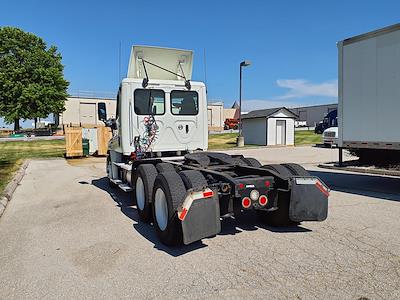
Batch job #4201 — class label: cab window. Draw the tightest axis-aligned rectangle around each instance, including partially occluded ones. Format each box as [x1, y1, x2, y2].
[134, 89, 165, 115]
[171, 90, 199, 115]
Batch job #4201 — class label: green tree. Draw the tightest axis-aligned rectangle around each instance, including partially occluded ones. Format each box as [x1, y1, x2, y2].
[0, 27, 69, 130]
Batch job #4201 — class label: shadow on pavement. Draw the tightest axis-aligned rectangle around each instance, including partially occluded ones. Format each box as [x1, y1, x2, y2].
[220, 211, 312, 235]
[91, 177, 313, 256]
[91, 177, 206, 256]
[309, 169, 400, 201]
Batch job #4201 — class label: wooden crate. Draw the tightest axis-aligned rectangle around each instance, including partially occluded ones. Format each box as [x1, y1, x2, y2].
[65, 127, 83, 158]
[97, 127, 112, 156]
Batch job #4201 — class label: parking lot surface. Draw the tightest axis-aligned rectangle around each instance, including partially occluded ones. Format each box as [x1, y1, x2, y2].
[1, 147, 400, 299]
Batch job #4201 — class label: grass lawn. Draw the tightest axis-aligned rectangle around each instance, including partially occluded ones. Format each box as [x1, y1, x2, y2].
[209, 130, 322, 149]
[295, 130, 322, 145]
[0, 131, 319, 194]
[0, 139, 65, 194]
[208, 133, 240, 150]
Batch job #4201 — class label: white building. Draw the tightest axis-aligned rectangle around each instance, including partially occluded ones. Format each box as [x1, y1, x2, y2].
[59, 96, 116, 127]
[241, 107, 297, 146]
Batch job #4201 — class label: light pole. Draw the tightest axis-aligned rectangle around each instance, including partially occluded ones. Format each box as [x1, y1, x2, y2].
[237, 60, 251, 147]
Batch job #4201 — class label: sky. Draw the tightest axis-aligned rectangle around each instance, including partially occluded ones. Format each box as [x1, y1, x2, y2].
[1, 0, 400, 127]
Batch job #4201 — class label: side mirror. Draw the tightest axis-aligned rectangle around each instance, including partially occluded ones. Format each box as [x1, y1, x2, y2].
[98, 103, 107, 122]
[105, 118, 117, 130]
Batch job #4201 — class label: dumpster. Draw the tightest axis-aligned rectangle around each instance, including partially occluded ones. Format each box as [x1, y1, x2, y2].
[82, 138, 90, 157]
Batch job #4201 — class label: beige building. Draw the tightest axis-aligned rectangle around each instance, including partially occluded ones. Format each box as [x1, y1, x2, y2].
[207, 102, 224, 131]
[207, 102, 239, 131]
[59, 96, 116, 127]
[223, 108, 238, 120]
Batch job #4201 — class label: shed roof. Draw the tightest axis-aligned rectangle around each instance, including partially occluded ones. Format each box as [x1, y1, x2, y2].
[242, 107, 298, 119]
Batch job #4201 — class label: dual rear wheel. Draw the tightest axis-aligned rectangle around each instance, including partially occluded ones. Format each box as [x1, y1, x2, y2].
[133, 163, 207, 246]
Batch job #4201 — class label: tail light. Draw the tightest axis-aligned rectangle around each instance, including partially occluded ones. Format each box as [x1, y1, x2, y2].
[259, 195, 268, 206]
[242, 197, 251, 208]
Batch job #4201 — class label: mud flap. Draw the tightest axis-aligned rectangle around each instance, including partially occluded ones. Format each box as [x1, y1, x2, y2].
[289, 177, 329, 222]
[181, 190, 221, 245]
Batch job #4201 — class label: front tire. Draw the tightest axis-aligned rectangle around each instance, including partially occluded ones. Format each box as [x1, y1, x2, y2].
[152, 172, 187, 246]
[106, 157, 117, 188]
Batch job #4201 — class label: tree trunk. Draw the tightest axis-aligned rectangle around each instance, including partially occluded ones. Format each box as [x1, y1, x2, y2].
[14, 119, 20, 131]
[34, 118, 38, 129]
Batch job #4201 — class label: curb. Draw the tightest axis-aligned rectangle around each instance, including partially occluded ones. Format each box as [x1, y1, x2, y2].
[318, 163, 400, 177]
[0, 160, 30, 218]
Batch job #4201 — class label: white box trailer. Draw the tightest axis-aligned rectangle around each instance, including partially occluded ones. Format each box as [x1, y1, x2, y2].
[338, 24, 400, 152]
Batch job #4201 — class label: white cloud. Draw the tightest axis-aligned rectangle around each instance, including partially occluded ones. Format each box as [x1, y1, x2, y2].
[275, 79, 338, 99]
[232, 79, 338, 112]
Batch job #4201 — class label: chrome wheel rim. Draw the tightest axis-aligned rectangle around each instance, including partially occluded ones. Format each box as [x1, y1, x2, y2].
[135, 177, 145, 211]
[154, 188, 168, 231]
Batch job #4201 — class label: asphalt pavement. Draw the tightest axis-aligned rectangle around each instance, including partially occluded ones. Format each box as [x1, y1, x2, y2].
[0, 147, 399, 299]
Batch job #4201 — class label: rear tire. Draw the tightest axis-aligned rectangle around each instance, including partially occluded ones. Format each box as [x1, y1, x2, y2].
[241, 157, 262, 168]
[281, 163, 310, 176]
[261, 164, 292, 179]
[179, 170, 207, 189]
[258, 164, 294, 226]
[152, 172, 187, 246]
[133, 164, 158, 223]
[156, 162, 175, 173]
[257, 192, 292, 226]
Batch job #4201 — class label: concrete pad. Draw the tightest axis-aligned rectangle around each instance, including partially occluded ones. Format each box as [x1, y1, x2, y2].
[0, 149, 400, 299]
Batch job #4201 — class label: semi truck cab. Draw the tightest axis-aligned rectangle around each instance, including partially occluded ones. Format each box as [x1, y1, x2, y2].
[315, 109, 338, 134]
[106, 46, 329, 247]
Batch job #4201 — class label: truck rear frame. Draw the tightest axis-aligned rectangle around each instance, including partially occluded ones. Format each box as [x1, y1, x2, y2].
[107, 151, 329, 246]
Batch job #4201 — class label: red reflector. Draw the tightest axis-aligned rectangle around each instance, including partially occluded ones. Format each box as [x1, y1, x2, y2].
[178, 208, 188, 221]
[265, 181, 271, 187]
[315, 181, 330, 197]
[203, 191, 214, 198]
[242, 197, 251, 208]
[238, 183, 245, 189]
[259, 195, 268, 206]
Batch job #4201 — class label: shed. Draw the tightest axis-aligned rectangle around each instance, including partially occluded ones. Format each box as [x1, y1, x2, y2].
[242, 107, 297, 146]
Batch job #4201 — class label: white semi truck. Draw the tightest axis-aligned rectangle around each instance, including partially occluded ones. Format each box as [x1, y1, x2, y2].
[105, 46, 329, 246]
[338, 23, 400, 163]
